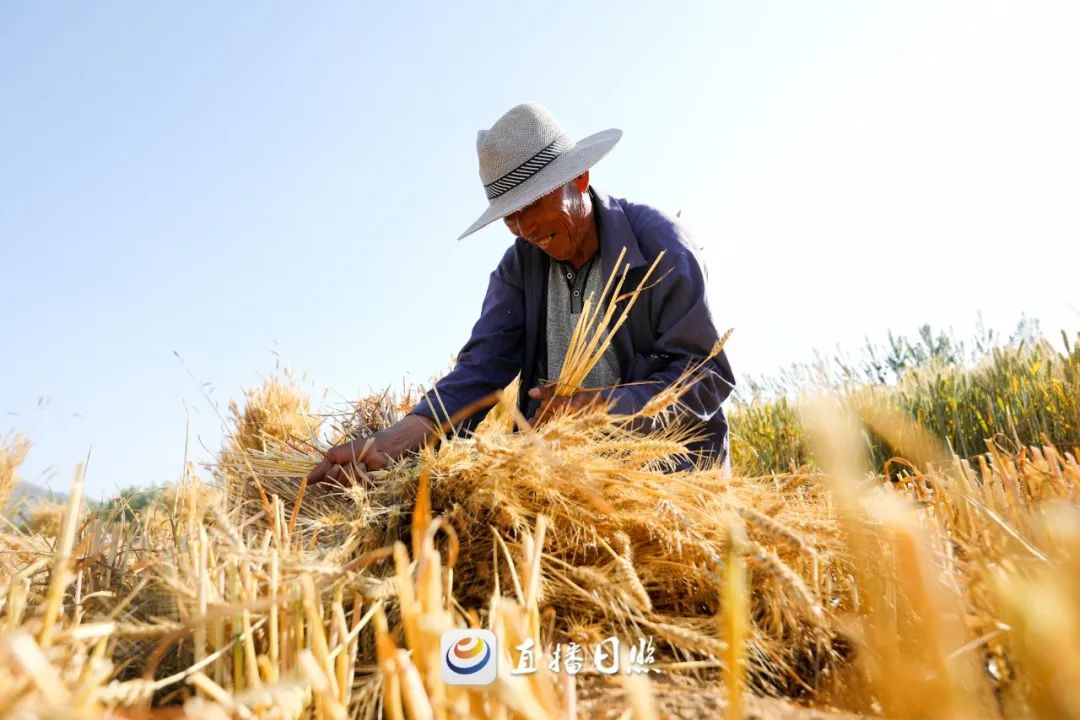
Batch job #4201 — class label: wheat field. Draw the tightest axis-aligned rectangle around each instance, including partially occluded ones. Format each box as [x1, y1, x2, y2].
[1, 324, 1079, 719]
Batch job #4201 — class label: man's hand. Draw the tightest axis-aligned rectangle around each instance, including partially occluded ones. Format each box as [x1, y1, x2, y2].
[305, 435, 390, 487]
[305, 414, 438, 486]
[528, 384, 605, 424]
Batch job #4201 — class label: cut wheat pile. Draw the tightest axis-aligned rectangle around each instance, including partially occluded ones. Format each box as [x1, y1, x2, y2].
[1, 264, 1079, 719]
[4, 375, 1080, 718]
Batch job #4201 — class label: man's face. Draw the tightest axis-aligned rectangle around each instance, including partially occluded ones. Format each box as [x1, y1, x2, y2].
[503, 176, 591, 263]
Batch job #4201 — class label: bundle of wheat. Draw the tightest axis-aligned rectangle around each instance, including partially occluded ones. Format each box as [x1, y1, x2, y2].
[215, 259, 851, 699]
[218, 389, 849, 690]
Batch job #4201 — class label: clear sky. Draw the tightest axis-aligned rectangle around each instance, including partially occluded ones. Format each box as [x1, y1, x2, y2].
[2, 2, 1078, 500]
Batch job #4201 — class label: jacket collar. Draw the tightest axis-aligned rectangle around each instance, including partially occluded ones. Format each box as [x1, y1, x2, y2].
[590, 188, 648, 279]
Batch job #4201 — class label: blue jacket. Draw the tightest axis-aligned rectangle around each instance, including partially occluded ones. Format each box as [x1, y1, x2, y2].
[411, 188, 736, 466]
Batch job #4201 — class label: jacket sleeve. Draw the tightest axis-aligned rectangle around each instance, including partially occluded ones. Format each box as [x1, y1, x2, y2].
[603, 247, 735, 423]
[410, 246, 526, 432]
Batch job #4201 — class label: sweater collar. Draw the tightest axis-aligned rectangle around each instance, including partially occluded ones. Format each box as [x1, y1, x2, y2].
[589, 188, 649, 281]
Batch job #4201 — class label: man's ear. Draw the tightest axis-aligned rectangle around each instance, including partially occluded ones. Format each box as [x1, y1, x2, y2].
[575, 171, 590, 193]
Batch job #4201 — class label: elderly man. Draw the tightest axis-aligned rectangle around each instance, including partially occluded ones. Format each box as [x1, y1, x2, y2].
[307, 103, 734, 484]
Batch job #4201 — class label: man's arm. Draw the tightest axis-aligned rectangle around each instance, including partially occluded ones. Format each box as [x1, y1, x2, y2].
[307, 246, 527, 484]
[603, 249, 734, 421]
[409, 246, 527, 431]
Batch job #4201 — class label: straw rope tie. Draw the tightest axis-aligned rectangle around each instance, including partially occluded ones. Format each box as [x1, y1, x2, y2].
[483, 134, 573, 200]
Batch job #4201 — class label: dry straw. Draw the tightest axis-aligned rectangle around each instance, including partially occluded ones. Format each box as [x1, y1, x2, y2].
[3, 275, 1080, 718]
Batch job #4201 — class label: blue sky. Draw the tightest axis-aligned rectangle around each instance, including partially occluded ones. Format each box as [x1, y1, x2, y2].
[2, 2, 1078, 499]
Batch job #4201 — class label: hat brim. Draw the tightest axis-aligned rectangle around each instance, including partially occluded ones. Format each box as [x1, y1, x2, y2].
[457, 128, 623, 240]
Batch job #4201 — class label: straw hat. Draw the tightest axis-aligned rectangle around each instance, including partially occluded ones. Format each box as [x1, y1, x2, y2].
[458, 102, 622, 239]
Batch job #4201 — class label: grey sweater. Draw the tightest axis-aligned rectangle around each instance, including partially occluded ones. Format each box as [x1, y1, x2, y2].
[545, 255, 620, 388]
